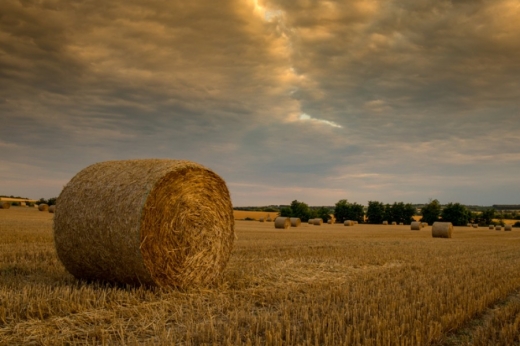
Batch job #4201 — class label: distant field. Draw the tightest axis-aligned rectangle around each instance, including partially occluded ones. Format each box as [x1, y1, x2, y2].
[1, 207, 520, 345]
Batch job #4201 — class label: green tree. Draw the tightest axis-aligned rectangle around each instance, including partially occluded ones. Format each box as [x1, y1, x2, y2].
[441, 203, 471, 226]
[421, 199, 441, 225]
[478, 208, 495, 226]
[334, 200, 365, 223]
[279, 207, 292, 217]
[366, 201, 385, 224]
[289, 200, 312, 222]
[316, 207, 332, 222]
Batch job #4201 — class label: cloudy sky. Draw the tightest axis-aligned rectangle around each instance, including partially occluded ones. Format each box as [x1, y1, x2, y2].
[1, 0, 519, 206]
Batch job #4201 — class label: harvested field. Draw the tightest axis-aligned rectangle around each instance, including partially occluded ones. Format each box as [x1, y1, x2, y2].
[1, 207, 520, 345]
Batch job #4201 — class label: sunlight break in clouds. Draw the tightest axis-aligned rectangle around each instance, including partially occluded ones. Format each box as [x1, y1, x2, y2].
[298, 113, 342, 128]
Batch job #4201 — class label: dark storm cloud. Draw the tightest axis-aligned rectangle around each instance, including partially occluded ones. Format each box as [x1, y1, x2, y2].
[0, 0, 519, 204]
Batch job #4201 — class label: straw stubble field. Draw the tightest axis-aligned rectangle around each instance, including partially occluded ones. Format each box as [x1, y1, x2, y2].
[1, 208, 520, 345]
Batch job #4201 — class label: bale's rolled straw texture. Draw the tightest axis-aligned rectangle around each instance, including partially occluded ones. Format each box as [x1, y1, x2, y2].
[411, 222, 421, 231]
[290, 218, 301, 227]
[275, 217, 291, 229]
[505, 225, 512, 231]
[313, 218, 323, 226]
[0, 202, 10, 209]
[53, 159, 235, 289]
[38, 204, 49, 212]
[432, 222, 453, 238]
[48, 205, 56, 213]
[344, 220, 354, 226]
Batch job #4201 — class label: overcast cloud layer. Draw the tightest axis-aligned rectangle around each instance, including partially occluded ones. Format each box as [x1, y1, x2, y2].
[1, 0, 519, 206]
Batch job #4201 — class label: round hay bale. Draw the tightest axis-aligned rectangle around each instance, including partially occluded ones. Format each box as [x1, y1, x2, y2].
[344, 220, 354, 226]
[382, 221, 388, 225]
[290, 218, 301, 227]
[266, 216, 272, 222]
[421, 222, 427, 228]
[399, 222, 404, 225]
[488, 225, 494, 230]
[48, 205, 56, 213]
[467, 223, 472, 227]
[432, 222, 453, 238]
[472, 224, 478, 228]
[495, 225, 502, 231]
[259, 217, 265, 222]
[353, 221, 359, 225]
[327, 219, 332, 224]
[391, 221, 397, 225]
[275, 217, 290, 229]
[53, 159, 235, 289]
[0, 201, 11, 209]
[505, 225, 512, 231]
[308, 219, 314, 224]
[411, 222, 421, 231]
[38, 204, 49, 212]
[313, 218, 323, 226]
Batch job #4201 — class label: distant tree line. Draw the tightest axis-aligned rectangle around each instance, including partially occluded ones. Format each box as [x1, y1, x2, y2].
[36, 197, 57, 206]
[419, 199, 500, 226]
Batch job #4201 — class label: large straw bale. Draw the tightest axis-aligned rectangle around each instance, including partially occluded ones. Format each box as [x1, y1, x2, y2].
[495, 225, 502, 231]
[313, 218, 323, 226]
[432, 222, 453, 238]
[353, 221, 359, 225]
[0, 202, 10, 209]
[505, 225, 512, 231]
[467, 223, 472, 227]
[38, 204, 49, 212]
[49, 205, 56, 213]
[391, 221, 397, 225]
[308, 219, 314, 224]
[290, 218, 301, 227]
[259, 218, 265, 222]
[53, 159, 235, 289]
[275, 217, 291, 229]
[382, 221, 388, 225]
[410, 222, 421, 231]
[472, 224, 478, 228]
[344, 220, 354, 226]
[327, 219, 332, 224]
[488, 225, 494, 230]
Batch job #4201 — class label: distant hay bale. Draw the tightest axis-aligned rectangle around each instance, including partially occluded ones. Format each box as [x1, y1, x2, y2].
[383, 221, 388, 225]
[472, 224, 478, 228]
[399, 222, 404, 225]
[344, 220, 354, 226]
[391, 222, 397, 225]
[313, 218, 323, 226]
[421, 222, 427, 228]
[0, 201, 10, 209]
[308, 219, 314, 224]
[411, 222, 421, 231]
[289, 218, 301, 227]
[432, 222, 453, 238]
[275, 217, 291, 229]
[467, 223, 472, 227]
[38, 204, 49, 212]
[353, 221, 359, 225]
[266, 216, 272, 222]
[505, 225, 512, 231]
[495, 225, 502, 231]
[259, 218, 265, 222]
[48, 205, 56, 213]
[488, 225, 494, 230]
[327, 219, 332, 224]
[53, 159, 235, 289]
